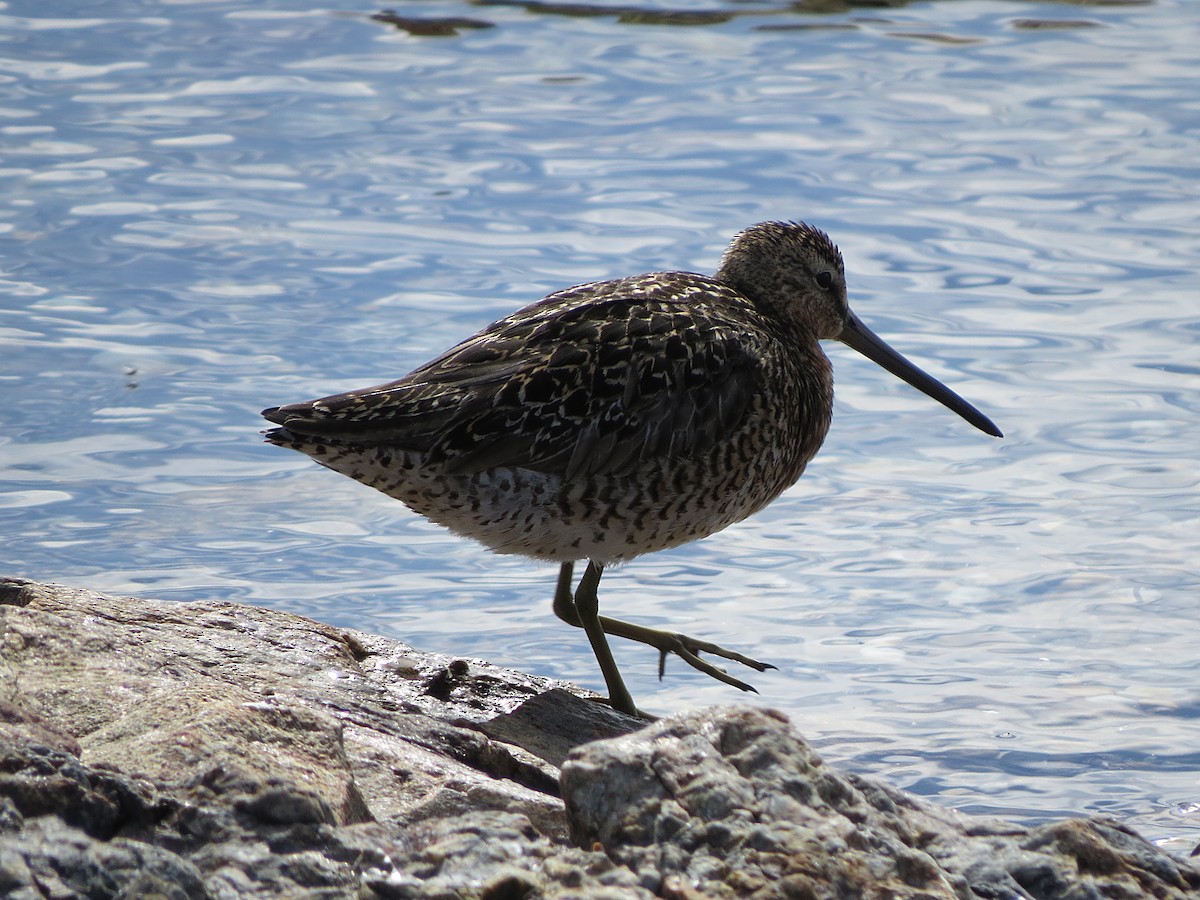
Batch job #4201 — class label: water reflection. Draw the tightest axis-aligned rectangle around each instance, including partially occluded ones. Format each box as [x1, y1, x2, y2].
[371, 0, 1136, 36]
[370, 12, 495, 37]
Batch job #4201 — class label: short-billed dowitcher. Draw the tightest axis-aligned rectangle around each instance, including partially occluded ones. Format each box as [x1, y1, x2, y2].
[263, 221, 1001, 717]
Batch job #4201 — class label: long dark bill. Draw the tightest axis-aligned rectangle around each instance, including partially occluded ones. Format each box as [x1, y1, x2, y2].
[839, 312, 1002, 438]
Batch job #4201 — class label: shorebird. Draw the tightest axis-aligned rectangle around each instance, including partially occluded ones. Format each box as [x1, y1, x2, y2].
[263, 221, 1001, 717]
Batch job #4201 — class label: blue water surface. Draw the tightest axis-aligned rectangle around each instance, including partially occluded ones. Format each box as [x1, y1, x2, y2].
[2, 0, 1198, 851]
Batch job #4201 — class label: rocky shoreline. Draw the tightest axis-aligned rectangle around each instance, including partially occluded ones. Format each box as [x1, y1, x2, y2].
[1, 576, 1196, 898]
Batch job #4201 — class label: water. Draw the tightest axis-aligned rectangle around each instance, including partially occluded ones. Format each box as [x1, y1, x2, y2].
[3, 0, 1198, 853]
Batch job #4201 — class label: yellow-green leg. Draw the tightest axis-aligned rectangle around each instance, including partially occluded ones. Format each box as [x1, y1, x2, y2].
[561, 561, 639, 716]
[552, 561, 775, 715]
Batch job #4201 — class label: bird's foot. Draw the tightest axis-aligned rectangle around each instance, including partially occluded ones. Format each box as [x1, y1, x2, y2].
[652, 631, 776, 692]
[596, 616, 775, 693]
[551, 561, 775, 697]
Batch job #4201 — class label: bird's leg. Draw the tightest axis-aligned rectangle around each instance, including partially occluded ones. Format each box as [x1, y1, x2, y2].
[552, 560, 576, 621]
[550, 561, 775, 696]
[569, 561, 641, 718]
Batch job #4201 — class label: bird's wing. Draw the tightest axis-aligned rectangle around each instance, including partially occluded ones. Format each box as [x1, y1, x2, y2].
[266, 274, 769, 479]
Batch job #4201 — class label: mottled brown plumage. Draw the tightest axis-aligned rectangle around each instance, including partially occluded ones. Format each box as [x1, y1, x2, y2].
[263, 221, 1000, 717]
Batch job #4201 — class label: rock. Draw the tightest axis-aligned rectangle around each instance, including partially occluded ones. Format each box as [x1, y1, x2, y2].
[561, 706, 1200, 899]
[0, 576, 640, 897]
[2, 576, 1197, 898]
[0, 814, 207, 900]
[360, 810, 655, 899]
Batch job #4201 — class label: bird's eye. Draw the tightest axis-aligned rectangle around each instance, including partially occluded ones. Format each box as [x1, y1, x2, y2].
[815, 271, 833, 290]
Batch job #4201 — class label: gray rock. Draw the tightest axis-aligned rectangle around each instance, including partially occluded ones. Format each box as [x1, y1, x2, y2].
[0, 816, 207, 899]
[561, 706, 1200, 899]
[2, 576, 1197, 898]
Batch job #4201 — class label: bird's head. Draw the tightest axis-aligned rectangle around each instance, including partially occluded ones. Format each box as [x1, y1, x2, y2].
[715, 220, 849, 340]
[717, 220, 1001, 438]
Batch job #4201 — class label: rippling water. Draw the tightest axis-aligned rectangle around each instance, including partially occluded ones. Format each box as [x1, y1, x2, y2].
[3, 0, 1197, 851]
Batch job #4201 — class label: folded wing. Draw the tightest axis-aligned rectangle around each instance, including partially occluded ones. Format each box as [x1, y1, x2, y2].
[263, 275, 768, 481]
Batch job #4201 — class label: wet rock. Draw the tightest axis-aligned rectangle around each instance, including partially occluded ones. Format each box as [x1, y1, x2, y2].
[0, 576, 645, 897]
[2, 576, 1197, 899]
